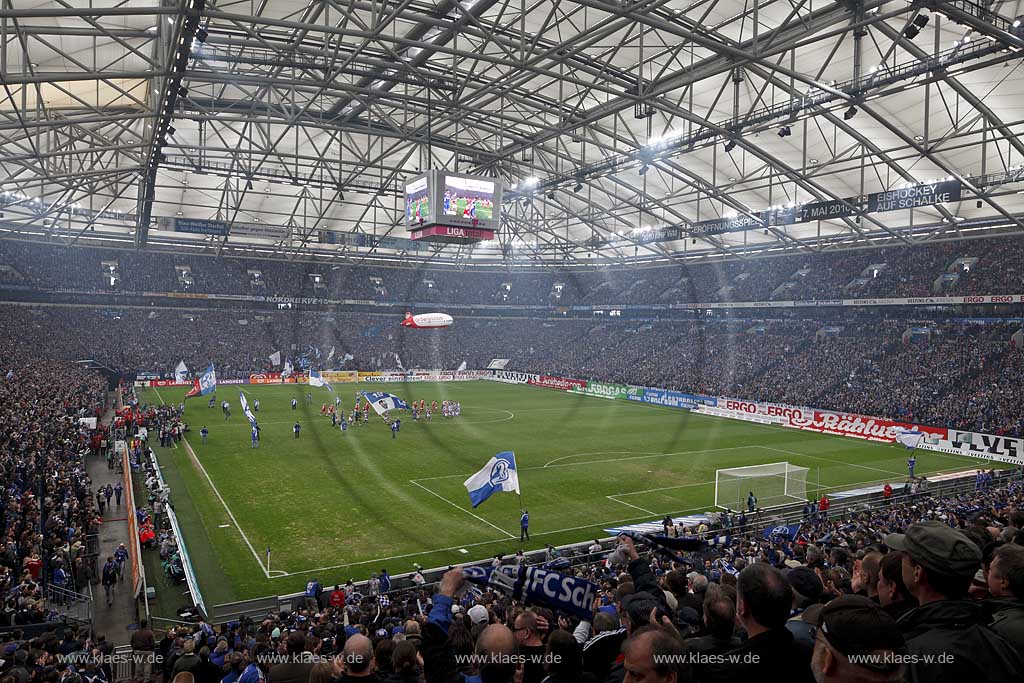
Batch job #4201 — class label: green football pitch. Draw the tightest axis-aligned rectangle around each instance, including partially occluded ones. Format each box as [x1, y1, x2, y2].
[446, 198, 493, 220]
[141, 381, 976, 604]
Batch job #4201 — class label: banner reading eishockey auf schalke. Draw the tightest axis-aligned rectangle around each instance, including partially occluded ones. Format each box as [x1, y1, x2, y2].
[628, 387, 717, 410]
[569, 381, 642, 400]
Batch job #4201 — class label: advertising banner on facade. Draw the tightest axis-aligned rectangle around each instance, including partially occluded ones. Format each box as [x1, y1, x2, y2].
[629, 388, 716, 409]
[919, 431, 1024, 465]
[569, 381, 640, 400]
[489, 370, 540, 384]
[323, 371, 359, 383]
[528, 375, 588, 391]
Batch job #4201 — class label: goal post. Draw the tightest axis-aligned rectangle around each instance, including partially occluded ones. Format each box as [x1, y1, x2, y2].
[714, 461, 810, 510]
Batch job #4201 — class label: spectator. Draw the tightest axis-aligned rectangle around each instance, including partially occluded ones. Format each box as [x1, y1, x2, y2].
[809, 595, 906, 683]
[621, 626, 689, 683]
[986, 543, 1024, 649]
[269, 632, 315, 683]
[884, 521, 1023, 683]
[702, 563, 814, 683]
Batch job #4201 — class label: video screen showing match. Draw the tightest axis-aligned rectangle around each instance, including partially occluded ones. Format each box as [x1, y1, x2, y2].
[442, 175, 495, 221]
[405, 175, 431, 225]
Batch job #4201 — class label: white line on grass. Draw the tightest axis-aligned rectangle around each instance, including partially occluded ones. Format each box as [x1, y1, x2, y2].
[269, 502, 713, 579]
[409, 480, 517, 539]
[606, 495, 656, 516]
[178, 435, 270, 578]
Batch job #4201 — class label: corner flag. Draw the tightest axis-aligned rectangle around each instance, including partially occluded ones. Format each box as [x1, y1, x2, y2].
[464, 451, 520, 508]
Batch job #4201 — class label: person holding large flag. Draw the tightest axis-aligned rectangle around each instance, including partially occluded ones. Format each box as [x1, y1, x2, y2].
[361, 391, 409, 415]
[464, 451, 520, 508]
[309, 368, 333, 393]
[185, 364, 216, 400]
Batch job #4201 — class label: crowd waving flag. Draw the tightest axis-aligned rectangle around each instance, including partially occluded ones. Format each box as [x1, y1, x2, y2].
[282, 358, 294, 378]
[174, 360, 188, 382]
[185, 363, 217, 399]
[309, 368, 334, 392]
[269, 350, 281, 366]
[462, 565, 598, 621]
[360, 391, 409, 415]
[763, 523, 802, 540]
[464, 451, 520, 508]
[239, 391, 259, 428]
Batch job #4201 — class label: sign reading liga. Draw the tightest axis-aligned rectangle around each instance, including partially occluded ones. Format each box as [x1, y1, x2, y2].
[570, 381, 640, 400]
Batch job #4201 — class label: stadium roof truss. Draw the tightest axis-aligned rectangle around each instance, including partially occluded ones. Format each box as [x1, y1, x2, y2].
[0, 0, 1023, 267]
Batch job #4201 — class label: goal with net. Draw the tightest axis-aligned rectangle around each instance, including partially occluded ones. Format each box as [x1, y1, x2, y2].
[714, 461, 809, 510]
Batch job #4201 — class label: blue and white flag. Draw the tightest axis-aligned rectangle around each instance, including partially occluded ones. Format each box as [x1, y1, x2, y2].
[463, 451, 520, 508]
[269, 350, 281, 367]
[239, 391, 259, 428]
[186, 364, 217, 399]
[327, 346, 336, 362]
[309, 368, 334, 393]
[763, 523, 802, 540]
[174, 360, 188, 383]
[462, 565, 598, 621]
[895, 428, 924, 450]
[360, 391, 409, 416]
[282, 358, 294, 378]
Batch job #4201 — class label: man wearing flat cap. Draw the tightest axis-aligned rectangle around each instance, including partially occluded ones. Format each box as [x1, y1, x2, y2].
[884, 521, 1023, 683]
[810, 595, 906, 683]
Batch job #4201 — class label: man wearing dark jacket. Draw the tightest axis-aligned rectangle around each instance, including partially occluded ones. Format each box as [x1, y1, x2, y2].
[885, 521, 1023, 683]
[269, 632, 314, 683]
[876, 551, 916, 621]
[699, 563, 814, 683]
[986, 543, 1024, 649]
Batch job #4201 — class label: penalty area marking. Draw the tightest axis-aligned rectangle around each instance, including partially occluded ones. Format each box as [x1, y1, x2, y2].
[408, 480, 517, 539]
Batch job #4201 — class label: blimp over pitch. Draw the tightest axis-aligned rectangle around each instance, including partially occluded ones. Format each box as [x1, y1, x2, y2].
[401, 311, 454, 328]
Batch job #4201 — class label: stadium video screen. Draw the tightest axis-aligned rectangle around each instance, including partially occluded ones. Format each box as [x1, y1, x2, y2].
[442, 174, 498, 223]
[405, 174, 431, 226]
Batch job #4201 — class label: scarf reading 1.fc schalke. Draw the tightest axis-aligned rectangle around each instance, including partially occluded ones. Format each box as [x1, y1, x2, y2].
[462, 565, 599, 621]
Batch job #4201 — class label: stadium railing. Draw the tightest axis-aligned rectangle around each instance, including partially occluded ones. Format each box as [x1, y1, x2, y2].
[145, 449, 209, 620]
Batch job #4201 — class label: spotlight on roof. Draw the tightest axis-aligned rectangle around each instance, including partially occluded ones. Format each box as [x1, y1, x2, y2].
[903, 25, 920, 39]
[914, 15, 930, 28]
[573, 182, 584, 193]
[778, 126, 792, 138]
[843, 106, 858, 120]
[547, 192, 556, 200]
[196, 27, 209, 42]
[723, 140, 737, 153]
[638, 164, 649, 176]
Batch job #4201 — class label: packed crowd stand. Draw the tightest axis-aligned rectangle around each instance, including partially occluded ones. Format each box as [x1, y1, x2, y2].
[14, 464, 1021, 683]
[2, 236, 1024, 305]
[1, 305, 1021, 436]
[0, 355, 109, 625]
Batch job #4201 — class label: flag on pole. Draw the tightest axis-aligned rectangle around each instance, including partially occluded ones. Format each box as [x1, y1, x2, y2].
[239, 391, 259, 428]
[360, 391, 409, 415]
[342, 353, 354, 363]
[457, 360, 468, 372]
[895, 428, 924, 450]
[185, 364, 217, 399]
[309, 368, 334, 393]
[174, 360, 189, 382]
[463, 451, 520, 508]
[269, 351, 281, 366]
[327, 346, 336, 362]
[282, 358, 294, 378]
